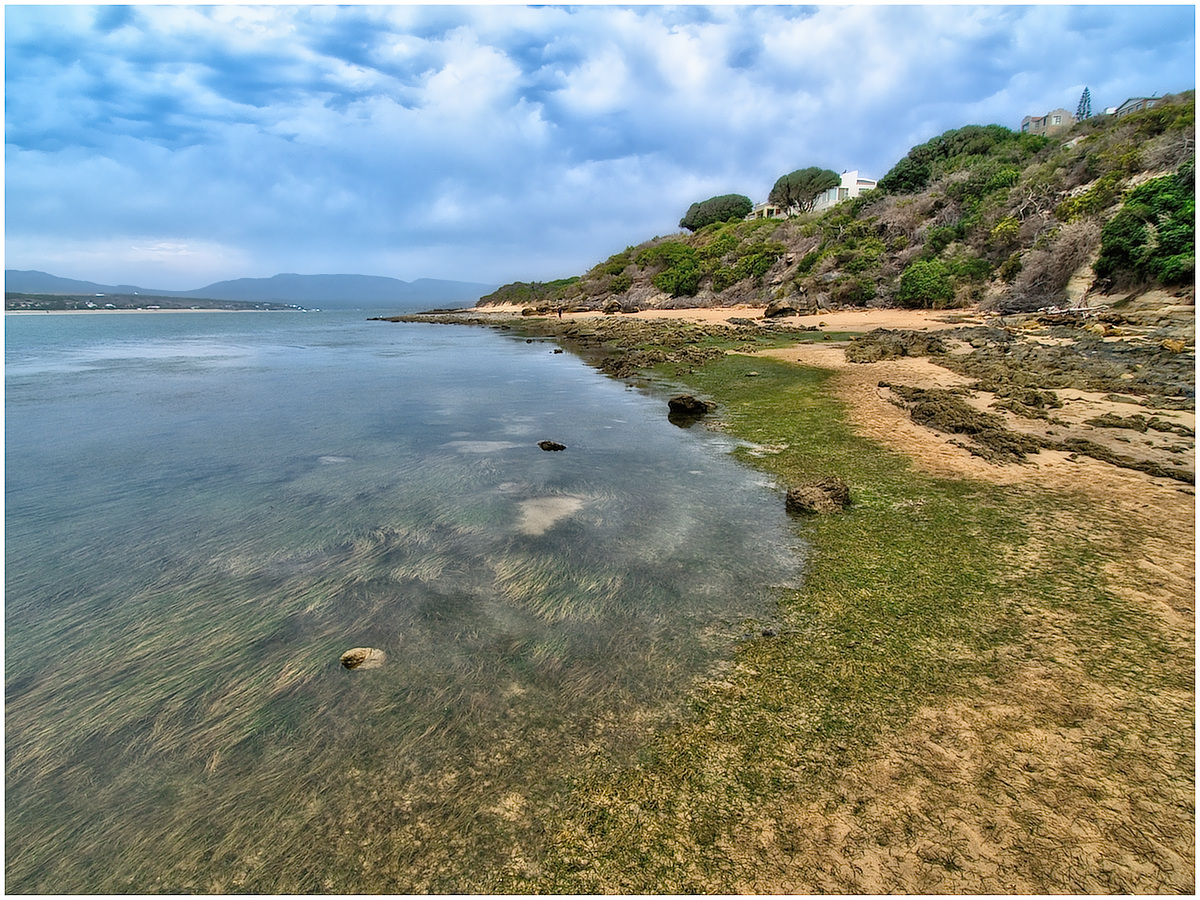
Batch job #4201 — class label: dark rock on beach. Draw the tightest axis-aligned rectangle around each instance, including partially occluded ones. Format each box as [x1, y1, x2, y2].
[668, 394, 716, 416]
[667, 394, 717, 428]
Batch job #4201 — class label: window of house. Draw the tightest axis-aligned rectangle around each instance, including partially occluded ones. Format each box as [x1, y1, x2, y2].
[1052, 115, 1061, 125]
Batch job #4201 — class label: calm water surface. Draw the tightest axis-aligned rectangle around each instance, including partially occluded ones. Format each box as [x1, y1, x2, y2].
[5, 310, 801, 891]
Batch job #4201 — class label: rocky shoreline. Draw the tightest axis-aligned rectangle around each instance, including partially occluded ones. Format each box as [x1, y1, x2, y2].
[374, 296, 1194, 892]
[377, 292, 1195, 487]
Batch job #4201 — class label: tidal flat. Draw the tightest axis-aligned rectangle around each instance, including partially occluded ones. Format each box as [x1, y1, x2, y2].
[471, 305, 1193, 893]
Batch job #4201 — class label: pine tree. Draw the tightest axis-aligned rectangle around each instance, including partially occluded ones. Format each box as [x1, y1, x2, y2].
[1076, 86, 1092, 120]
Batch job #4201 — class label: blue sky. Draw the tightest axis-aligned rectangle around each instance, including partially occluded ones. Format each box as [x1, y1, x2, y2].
[5, 4, 1195, 290]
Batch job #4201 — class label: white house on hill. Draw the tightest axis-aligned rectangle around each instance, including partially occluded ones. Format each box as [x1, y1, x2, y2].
[747, 170, 877, 220]
[811, 170, 878, 213]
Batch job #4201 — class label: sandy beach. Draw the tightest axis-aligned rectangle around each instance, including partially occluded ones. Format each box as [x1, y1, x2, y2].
[472, 301, 979, 332]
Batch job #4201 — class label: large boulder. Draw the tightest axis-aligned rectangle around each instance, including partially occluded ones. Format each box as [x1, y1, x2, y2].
[785, 476, 851, 514]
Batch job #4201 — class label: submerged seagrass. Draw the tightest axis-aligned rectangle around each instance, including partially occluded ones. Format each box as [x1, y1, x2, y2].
[4, 310, 800, 892]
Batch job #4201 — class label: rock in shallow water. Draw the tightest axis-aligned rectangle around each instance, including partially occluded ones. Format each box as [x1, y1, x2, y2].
[538, 440, 567, 451]
[340, 647, 387, 670]
[667, 394, 716, 416]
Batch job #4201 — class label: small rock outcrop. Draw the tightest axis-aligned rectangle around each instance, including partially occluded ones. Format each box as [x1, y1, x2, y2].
[785, 477, 851, 515]
[340, 647, 387, 670]
[538, 440, 567, 451]
[667, 394, 716, 416]
[763, 300, 800, 319]
[667, 394, 717, 428]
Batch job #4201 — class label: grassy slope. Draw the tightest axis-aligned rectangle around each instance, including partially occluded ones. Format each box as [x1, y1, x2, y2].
[480, 91, 1195, 315]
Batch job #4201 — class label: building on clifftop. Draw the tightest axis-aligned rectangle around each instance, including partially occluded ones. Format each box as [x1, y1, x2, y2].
[748, 170, 877, 220]
[811, 170, 878, 213]
[1113, 96, 1161, 117]
[1020, 108, 1076, 136]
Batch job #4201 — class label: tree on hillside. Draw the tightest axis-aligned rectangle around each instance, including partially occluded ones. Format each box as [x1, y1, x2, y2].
[768, 167, 841, 214]
[679, 194, 753, 231]
[1076, 87, 1092, 120]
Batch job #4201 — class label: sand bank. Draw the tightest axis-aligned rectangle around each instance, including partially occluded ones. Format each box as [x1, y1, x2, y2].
[469, 302, 984, 332]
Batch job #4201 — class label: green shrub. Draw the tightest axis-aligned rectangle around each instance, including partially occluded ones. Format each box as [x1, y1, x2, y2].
[998, 252, 1023, 282]
[697, 227, 740, 263]
[1055, 172, 1124, 222]
[1094, 164, 1195, 286]
[637, 242, 703, 297]
[985, 166, 1021, 192]
[600, 248, 635, 276]
[709, 241, 786, 291]
[679, 194, 754, 231]
[897, 259, 955, 308]
[877, 155, 932, 195]
[1128, 97, 1196, 140]
[735, 241, 786, 280]
[711, 266, 738, 292]
[795, 249, 822, 274]
[922, 224, 961, 257]
[988, 217, 1021, 249]
[879, 125, 1049, 195]
[479, 277, 579, 306]
[844, 237, 886, 274]
[945, 254, 993, 283]
[944, 162, 1021, 204]
[653, 265, 701, 297]
[608, 273, 632, 294]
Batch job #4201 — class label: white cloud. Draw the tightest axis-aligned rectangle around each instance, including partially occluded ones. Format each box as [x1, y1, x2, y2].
[4, 5, 1195, 287]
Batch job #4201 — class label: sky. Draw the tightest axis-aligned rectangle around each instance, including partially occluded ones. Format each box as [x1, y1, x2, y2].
[4, 4, 1196, 290]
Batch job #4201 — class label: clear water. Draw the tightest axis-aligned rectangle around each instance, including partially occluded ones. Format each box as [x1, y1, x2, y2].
[5, 310, 801, 892]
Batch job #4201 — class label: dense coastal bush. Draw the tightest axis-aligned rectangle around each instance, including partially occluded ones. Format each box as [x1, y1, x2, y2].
[896, 259, 955, 308]
[1094, 160, 1195, 287]
[679, 194, 753, 231]
[877, 125, 1049, 195]
[636, 241, 702, 297]
[478, 277, 579, 306]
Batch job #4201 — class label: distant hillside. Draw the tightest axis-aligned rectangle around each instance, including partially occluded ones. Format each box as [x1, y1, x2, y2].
[5, 270, 498, 310]
[174, 273, 497, 308]
[481, 90, 1195, 315]
[5, 271, 148, 296]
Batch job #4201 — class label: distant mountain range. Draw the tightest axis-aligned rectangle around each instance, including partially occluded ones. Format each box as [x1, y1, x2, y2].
[5, 270, 499, 310]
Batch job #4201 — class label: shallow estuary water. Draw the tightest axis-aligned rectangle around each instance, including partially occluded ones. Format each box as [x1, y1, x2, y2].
[5, 310, 802, 891]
